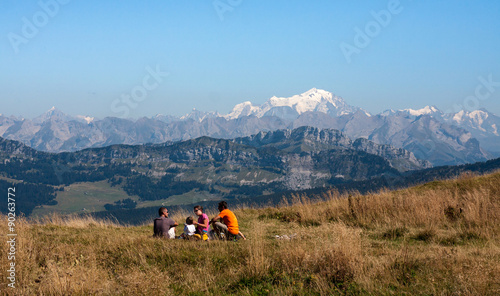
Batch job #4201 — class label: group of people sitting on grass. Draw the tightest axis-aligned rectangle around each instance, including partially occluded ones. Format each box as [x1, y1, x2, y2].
[153, 201, 246, 241]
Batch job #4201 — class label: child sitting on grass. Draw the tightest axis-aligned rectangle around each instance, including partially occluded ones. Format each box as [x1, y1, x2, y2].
[179, 216, 196, 239]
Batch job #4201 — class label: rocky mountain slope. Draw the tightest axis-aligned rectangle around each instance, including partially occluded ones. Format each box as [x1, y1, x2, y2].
[233, 126, 430, 171]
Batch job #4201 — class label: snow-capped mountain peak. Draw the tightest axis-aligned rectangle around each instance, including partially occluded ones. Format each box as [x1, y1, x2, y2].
[441, 108, 500, 140]
[380, 109, 396, 116]
[181, 108, 220, 122]
[469, 110, 489, 123]
[402, 106, 441, 116]
[75, 115, 95, 124]
[225, 101, 260, 119]
[448, 109, 492, 132]
[33, 106, 75, 123]
[225, 88, 360, 120]
[265, 88, 335, 112]
[452, 110, 465, 122]
[451, 109, 489, 124]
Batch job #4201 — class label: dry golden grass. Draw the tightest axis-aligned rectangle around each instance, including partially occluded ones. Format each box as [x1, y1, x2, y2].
[1, 171, 499, 295]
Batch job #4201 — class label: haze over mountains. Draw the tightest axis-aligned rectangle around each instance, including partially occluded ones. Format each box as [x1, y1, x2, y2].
[1, 88, 498, 166]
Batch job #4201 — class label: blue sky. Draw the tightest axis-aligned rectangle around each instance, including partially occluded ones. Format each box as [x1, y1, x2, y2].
[1, 0, 499, 119]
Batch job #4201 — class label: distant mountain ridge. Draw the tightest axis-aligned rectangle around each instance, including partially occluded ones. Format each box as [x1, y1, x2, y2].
[233, 126, 430, 171]
[1, 88, 498, 166]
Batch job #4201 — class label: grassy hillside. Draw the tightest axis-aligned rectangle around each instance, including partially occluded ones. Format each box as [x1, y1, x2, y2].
[1, 171, 499, 295]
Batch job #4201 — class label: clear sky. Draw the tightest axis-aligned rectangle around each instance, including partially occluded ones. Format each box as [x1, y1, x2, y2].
[1, 0, 500, 119]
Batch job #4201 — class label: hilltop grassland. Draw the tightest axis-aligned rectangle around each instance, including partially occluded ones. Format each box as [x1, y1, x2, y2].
[1, 171, 499, 295]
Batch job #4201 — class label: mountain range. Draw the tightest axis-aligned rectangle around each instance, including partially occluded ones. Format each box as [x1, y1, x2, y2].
[1, 88, 499, 166]
[0, 126, 427, 188]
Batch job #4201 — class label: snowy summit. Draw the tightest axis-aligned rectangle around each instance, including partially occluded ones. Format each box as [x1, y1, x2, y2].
[224, 88, 360, 119]
[402, 106, 441, 116]
[76, 115, 95, 124]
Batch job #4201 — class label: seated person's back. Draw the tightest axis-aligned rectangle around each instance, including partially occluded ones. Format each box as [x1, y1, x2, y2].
[153, 207, 178, 238]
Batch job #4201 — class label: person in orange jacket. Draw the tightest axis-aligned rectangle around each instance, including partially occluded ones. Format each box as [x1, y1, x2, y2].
[210, 201, 246, 240]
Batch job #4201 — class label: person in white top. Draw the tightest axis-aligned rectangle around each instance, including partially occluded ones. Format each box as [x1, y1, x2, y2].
[180, 216, 196, 239]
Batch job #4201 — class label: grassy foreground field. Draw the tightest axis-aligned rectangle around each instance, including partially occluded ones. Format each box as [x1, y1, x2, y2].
[1, 172, 499, 295]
